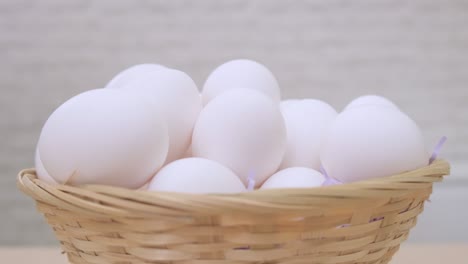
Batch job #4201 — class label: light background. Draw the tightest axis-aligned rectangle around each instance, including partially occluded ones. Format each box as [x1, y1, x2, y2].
[1, 0, 467, 245]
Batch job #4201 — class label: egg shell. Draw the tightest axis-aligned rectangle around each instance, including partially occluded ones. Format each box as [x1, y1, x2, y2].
[34, 149, 57, 185]
[320, 105, 427, 183]
[106, 64, 166, 89]
[344, 95, 399, 111]
[148, 158, 246, 194]
[202, 59, 281, 105]
[280, 99, 299, 109]
[192, 89, 287, 187]
[260, 167, 325, 189]
[111, 68, 202, 163]
[280, 99, 337, 170]
[38, 89, 169, 188]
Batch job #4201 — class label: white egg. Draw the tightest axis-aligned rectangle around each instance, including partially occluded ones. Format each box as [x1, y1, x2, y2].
[260, 167, 325, 189]
[34, 149, 57, 185]
[280, 99, 299, 109]
[280, 99, 337, 170]
[148, 158, 246, 194]
[344, 95, 399, 111]
[320, 105, 427, 183]
[192, 89, 287, 187]
[38, 89, 169, 188]
[105, 64, 167, 89]
[110, 68, 202, 163]
[202, 59, 281, 105]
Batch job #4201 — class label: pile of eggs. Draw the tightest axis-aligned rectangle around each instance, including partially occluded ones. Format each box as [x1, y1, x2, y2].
[35, 59, 430, 194]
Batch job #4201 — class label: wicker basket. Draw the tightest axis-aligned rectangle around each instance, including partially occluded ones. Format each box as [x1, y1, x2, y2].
[18, 159, 449, 264]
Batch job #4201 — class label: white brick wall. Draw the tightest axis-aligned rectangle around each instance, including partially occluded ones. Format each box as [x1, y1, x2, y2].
[1, 0, 467, 245]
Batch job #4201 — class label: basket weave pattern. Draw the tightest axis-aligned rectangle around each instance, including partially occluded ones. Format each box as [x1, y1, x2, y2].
[18, 160, 449, 264]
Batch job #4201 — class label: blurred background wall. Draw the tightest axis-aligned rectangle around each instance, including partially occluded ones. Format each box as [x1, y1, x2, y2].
[1, 0, 467, 245]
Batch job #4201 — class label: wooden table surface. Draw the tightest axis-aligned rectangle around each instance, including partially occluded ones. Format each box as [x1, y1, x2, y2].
[1, 244, 466, 263]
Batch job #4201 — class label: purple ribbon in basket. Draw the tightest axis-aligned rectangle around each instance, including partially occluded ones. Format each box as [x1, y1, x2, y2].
[247, 171, 256, 191]
[429, 136, 447, 164]
[320, 165, 342, 186]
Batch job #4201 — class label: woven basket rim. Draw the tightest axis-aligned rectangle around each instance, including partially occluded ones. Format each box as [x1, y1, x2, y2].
[17, 160, 449, 216]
